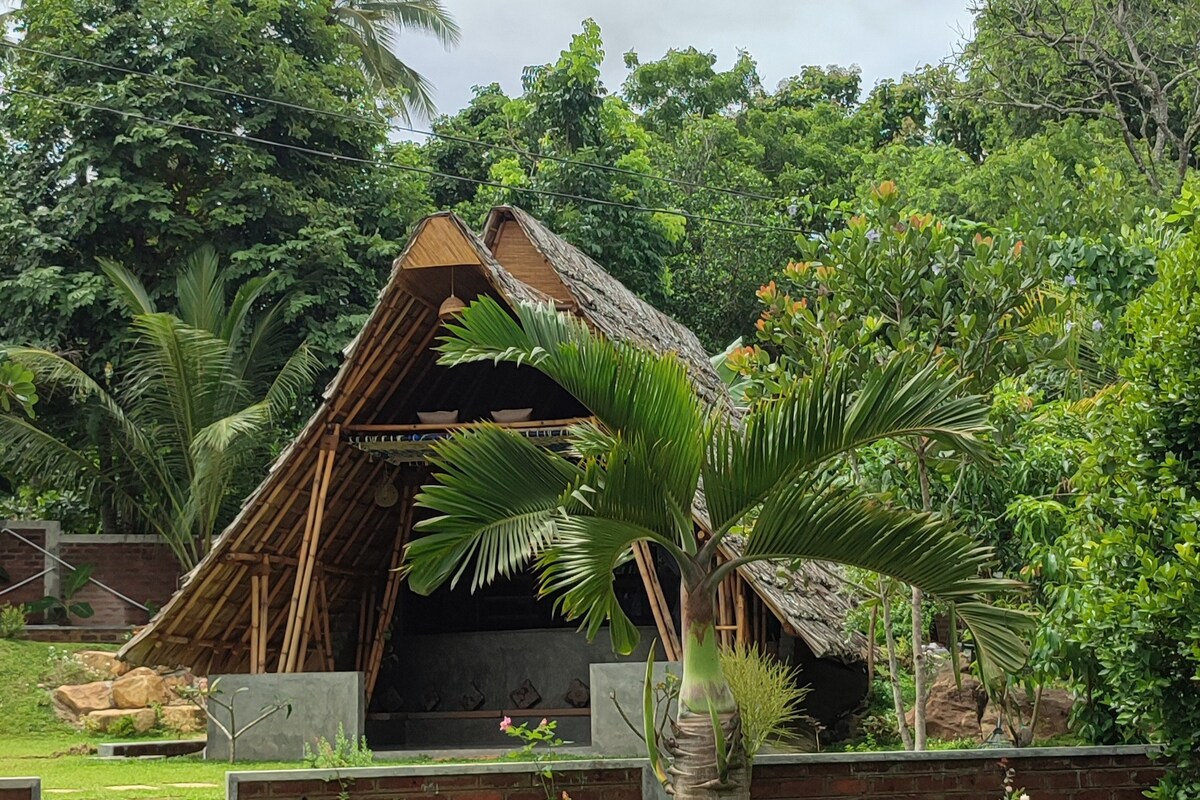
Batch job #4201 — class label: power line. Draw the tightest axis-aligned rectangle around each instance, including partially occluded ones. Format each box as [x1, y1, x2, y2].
[0, 40, 786, 205]
[10, 88, 807, 235]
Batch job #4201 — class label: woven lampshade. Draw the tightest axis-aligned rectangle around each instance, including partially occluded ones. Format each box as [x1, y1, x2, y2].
[438, 294, 466, 321]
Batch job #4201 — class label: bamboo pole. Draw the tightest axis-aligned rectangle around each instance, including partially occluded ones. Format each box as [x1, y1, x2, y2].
[735, 576, 749, 646]
[343, 310, 436, 423]
[631, 542, 680, 661]
[250, 573, 262, 674]
[363, 492, 413, 701]
[279, 430, 338, 672]
[258, 560, 270, 670]
[320, 575, 335, 672]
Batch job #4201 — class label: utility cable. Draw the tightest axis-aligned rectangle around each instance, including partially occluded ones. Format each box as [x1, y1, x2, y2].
[1, 40, 786, 204]
[11, 88, 806, 235]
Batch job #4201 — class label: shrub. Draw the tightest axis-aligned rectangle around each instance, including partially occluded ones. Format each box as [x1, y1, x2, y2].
[0, 603, 27, 639]
[302, 723, 374, 768]
[719, 642, 810, 756]
[42, 646, 105, 686]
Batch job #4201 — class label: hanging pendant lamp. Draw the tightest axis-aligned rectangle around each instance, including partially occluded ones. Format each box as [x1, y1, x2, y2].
[438, 266, 466, 322]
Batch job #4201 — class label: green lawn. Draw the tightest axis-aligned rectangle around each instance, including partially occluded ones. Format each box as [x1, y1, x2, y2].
[0, 639, 296, 799]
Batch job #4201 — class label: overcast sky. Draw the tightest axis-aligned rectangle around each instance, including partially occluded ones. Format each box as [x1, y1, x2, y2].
[400, 0, 977, 123]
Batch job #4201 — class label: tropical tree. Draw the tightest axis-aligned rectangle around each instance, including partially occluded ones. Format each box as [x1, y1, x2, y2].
[0, 248, 319, 568]
[403, 297, 1032, 800]
[330, 0, 460, 121]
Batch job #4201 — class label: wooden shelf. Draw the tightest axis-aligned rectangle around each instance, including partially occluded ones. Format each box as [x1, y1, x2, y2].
[368, 707, 589, 722]
[345, 417, 590, 434]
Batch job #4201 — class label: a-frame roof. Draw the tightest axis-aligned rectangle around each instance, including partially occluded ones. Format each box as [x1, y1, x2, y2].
[119, 207, 863, 670]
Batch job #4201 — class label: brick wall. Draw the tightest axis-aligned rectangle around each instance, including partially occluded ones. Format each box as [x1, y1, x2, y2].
[0, 526, 48, 609]
[60, 536, 178, 625]
[0, 521, 180, 627]
[227, 746, 1164, 800]
[0, 777, 39, 800]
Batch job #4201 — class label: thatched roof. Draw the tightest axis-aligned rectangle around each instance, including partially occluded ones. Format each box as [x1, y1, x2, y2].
[119, 206, 863, 671]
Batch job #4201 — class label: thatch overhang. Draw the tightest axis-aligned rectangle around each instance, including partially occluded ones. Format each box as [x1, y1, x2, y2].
[119, 206, 864, 675]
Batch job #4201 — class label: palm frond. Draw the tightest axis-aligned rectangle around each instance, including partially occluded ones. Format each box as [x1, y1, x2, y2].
[703, 354, 991, 534]
[537, 515, 656, 655]
[221, 270, 279, 347]
[348, 0, 460, 47]
[731, 473, 1031, 671]
[123, 313, 240, 455]
[175, 245, 226, 336]
[99, 258, 156, 315]
[438, 297, 706, 530]
[407, 426, 585, 593]
[262, 342, 320, 418]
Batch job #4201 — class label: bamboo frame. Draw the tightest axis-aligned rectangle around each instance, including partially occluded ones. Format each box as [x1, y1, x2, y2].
[630, 542, 681, 661]
[278, 427, 339, 672]
[363, 489, 415, 701]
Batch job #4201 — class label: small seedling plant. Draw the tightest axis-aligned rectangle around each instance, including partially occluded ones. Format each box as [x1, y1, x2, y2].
[28, 565, 94, 623]
[179, 677, 291, 764]
[501, 716, 570, 800]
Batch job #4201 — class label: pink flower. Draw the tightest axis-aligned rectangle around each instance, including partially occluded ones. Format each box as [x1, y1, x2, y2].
[539, 718, 549, 728]
[500, 716, 512, 732]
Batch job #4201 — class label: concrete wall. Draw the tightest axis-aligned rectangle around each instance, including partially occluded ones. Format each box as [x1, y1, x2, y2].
[206, 672, 365, 761]
[590, 660, 680, 756]
[226, 745, 1165, 800]
[374, 627, 663, 748]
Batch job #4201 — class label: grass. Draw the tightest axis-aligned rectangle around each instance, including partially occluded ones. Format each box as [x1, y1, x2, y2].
[0, 638, 297, 799]
[1, 734, 296, 800]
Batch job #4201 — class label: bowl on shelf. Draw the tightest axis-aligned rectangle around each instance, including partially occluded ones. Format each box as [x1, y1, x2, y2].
[417, 409, 459, 424]
[490, 407, 533, 423]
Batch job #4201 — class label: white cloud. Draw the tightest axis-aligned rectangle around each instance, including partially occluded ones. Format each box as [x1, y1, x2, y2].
[395, 0, 975, 121]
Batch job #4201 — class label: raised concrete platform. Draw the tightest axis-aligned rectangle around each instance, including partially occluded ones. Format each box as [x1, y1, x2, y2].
[96, 738, 206, 758]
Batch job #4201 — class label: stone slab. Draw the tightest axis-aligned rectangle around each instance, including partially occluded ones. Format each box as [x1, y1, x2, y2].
[205, 672, 364, 762]
[96, 739, 206, 758]
[589, 660, 680, 756]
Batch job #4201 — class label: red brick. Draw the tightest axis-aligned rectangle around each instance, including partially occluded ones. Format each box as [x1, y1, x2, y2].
[1087, 770, 1137, 788]
[444, 791, 503, 800]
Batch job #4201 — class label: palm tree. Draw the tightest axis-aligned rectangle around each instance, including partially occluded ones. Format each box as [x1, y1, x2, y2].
[0, 248, 318, 569]
[330, 0, 460, 121]
[403, 298, 1032, 800]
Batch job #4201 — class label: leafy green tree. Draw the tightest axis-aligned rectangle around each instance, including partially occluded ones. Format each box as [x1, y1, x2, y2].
[0, 0, 429, 370]
[329, 0, 459, 121]
[736, 182, 1063, 748]
[0, 358, 37, 418]
[0, 249, 318, 568]
[621, 47, 760, 134]
[1043, 186, 1200, 799]
[964, 0, 1200, 193]
[404, 297, 1031, 800]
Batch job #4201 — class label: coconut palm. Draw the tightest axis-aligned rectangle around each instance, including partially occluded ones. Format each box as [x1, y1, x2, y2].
[0, 248, 318, 569]
[403, 298, 1032, 800]
[330, 0, 460, 121]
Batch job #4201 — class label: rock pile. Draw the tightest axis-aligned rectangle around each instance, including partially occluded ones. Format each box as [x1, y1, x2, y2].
[906, 659, 1075, 743]
[52, 651, 205, 734]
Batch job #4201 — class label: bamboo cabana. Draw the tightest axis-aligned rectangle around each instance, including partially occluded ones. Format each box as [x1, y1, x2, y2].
[119, 206, 867, 737]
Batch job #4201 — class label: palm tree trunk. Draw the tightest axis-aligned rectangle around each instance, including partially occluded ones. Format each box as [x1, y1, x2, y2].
[912, 439, 933, 751]
[670, 581, 750, 800]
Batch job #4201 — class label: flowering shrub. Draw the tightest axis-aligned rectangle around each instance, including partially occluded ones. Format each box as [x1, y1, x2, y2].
[500, 716, 569, 800]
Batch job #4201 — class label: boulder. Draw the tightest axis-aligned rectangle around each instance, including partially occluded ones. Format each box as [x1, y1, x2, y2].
[53, 681, 114, 720]
[160, 669, 197, 704]
[908, 661, 1077, 744]
[907, 663, 989, 741]
[111, 667, 168, 709]
[74, 650, 128, 678]
[982, 686, 1075, 742]
[160, 703, 206, 733]
[85, 707, 156, 734]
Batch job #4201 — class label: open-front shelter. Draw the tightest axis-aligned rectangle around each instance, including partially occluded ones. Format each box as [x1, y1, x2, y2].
[120, 206, 868, 746]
